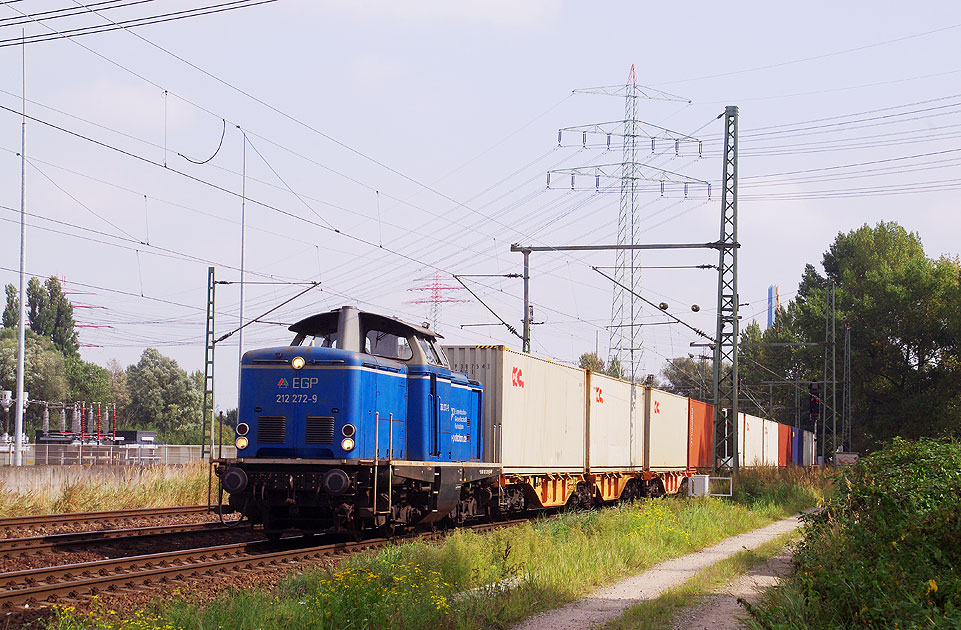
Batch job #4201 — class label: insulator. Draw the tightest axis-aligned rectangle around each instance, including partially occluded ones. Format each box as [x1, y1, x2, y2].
[582, 132, 587, 148]
[546, 172, 551, 189]
[595, 175, 600, 190]
[571, 174, 575, 190]
[42, 406, 49, 434]
[606, 134, 611, 150]
[660, 181, 665, 196]
[684, 183, 689, 198]
[675, 140, 680, 156]
[707, 183, 712, 199]
[88, 406, 95, 434]
[557, 130, 562, 146]
[59, 408, 66, 432]
[651, 138, 656, 153]
[698, 141, 703, 158]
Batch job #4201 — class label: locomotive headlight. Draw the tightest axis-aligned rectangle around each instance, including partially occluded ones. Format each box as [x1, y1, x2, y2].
[236, 422, 249, 436]
[341, 437, 355, 452]
[291, 356, 305, 370]
[235, 436, 249, 450]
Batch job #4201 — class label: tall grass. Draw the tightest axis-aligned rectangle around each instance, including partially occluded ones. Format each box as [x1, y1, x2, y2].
[0, 464, 209, 516]
[47, 469, 825, 630]
[745, 438, 961, 629]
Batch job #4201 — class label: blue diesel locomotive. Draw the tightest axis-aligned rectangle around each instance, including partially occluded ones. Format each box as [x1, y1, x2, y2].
[216, 306, 500, 536]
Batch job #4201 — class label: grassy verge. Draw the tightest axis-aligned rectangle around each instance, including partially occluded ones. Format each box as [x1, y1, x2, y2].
[0, 463, 209, 516]
[603, 530, 798, 630]
[45, 468, 825, 630]
[744, 438, 961, 629]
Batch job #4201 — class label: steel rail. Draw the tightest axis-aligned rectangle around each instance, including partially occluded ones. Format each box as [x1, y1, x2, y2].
[0, 519, 529, 607]
[0, 505, 210, 531]
[0, 520, 246, 555]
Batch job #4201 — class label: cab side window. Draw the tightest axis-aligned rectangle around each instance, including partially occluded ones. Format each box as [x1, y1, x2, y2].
[364, 328, 413, 360]
[417, 337, 440, 365]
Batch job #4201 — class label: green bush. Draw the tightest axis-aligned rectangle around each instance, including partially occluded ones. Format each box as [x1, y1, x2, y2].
[747, 438, 961, 629]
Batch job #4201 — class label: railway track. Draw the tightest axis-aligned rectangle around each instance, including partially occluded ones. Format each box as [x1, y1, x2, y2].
[0, 505, 211, 534]
[0, 519, 249, 556]
[0, 519, 529, 609]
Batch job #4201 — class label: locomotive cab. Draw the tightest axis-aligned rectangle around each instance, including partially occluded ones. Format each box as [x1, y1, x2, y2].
[216, 306, 494, 536]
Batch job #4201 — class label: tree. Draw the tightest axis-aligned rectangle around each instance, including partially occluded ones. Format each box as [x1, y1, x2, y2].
[795, 222, 961, 448]
[606, 356, 626, 380]
[126, 348, 203, 443]
[65, 356, 112, 405]
[660, 356, 713, 401]
[2, 284, 17, 328]
[0, 328, 70, 435]
[107, 359, 130, 426]
[577, 352, 605, 372]
[4, 277, 79, 356]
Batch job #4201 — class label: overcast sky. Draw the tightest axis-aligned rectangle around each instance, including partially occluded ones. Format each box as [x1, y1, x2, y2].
[0, 0, 959, 411]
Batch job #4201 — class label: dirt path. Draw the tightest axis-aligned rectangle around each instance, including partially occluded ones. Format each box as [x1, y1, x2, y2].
[670, 546, 793, 630]
[511, 514, 802, 630]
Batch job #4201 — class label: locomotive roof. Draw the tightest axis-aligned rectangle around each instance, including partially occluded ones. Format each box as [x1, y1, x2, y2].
[288, 306, 443, 340]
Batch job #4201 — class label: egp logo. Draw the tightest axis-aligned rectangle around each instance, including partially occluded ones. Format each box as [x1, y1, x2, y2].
[277, 378, 289, 388]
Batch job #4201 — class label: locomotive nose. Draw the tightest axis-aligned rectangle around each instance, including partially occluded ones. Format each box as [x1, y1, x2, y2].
[322, 469, 351, 495]
[221, 467, 248, 494]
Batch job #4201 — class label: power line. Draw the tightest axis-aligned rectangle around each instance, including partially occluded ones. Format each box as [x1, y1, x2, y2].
[0, 1, 279, 47]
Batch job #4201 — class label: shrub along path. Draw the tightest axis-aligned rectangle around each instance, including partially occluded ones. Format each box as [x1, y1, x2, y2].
[512, 513, 805, 630]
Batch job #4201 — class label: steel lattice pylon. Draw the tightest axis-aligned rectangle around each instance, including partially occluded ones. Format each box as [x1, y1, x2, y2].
[549, 66, 697, 380]
[612, 70, 641, 381]
[713, 106, 739, 473]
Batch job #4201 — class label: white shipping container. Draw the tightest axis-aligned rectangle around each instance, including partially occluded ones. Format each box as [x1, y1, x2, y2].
[646, 388, 689, 470]
[803, 430, 815, 466]
[443, 346, 586, 473]
[762, 419, 779, 466]
[587, 372, 640, 471]
[741, 413, 764, 466]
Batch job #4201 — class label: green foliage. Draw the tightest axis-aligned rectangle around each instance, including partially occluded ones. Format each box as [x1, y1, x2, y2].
[795, 223, 961, 447]
[126, 348, 202, 443]
[746, 438, 961, 629]
[25, 276, 80, 357]
[48, 474, 824, 630]
[578, 351, 606, 372]
[2, 283, 17, 328]
[0, 328, 69, 433]
[65, 356, 112, 404]
[659, 355, 713, 401]
[606, 355, 625, 380]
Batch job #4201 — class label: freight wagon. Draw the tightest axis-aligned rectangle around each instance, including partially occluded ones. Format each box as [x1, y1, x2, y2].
[216, 306, 816, 537]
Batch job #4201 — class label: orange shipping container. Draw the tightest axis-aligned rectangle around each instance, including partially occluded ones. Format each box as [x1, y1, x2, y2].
[688, 400, 713, 470]
[778, 423, 792, 467]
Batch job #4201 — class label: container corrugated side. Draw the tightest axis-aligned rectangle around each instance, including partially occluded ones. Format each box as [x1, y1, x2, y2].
[762, 419, 779, 466]
[802, 430, 815, 466]
[778, 423, 791, 467]
[587, 372, 639, 471]
[687, 400, 713, 470]
[444, 345, 586, 473]
[741, 413, 764, 466]
[646, 388, 689, 470]
[444, 345, 502, 463]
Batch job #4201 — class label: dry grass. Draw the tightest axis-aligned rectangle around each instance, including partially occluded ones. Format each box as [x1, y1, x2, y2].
[0, 463, 210, 516]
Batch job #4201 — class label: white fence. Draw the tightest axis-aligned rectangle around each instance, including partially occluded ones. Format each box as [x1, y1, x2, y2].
[0, 444, 238, 466]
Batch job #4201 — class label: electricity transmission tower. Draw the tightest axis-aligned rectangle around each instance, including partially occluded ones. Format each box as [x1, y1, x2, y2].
[549, 65, 702, 381]
[407, 272, 468, 331]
